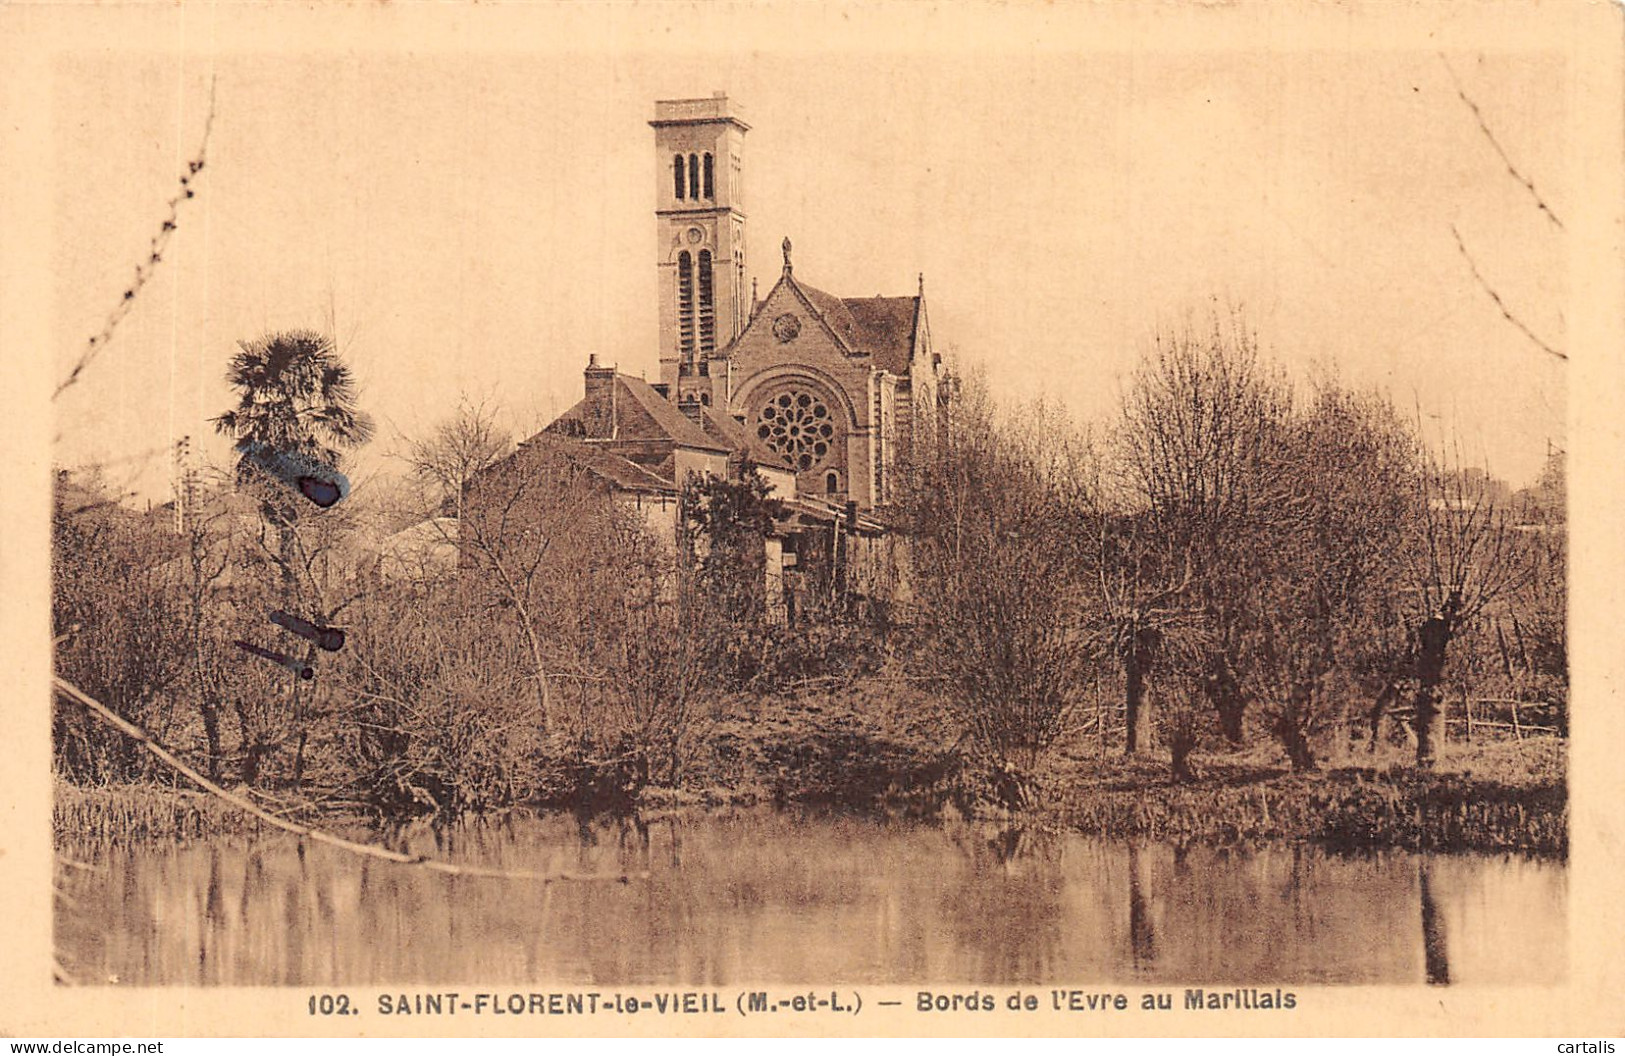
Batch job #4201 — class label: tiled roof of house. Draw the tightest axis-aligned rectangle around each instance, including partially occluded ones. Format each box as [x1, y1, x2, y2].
[555, 441, 677, 494]
[496, 432, 678, 495]
[701, 403, 797, 472]
[699, 403, 744, 449]
[546, 373, 731, 453]
[617, 374, 733, 452]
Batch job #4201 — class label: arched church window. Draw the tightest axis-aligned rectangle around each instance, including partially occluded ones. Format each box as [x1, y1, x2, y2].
[701, 393, 711, 406]
[825, 471, 840, 495]
[677, 251, 696, 360]
[703, 152, 714, 199]
[698, 250, 715, 355]
[673, 154, 685, 199]
[688, 153, 700, 199]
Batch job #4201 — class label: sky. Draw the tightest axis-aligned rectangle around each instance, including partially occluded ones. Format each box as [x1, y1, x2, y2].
[43, 5, 1573, 504]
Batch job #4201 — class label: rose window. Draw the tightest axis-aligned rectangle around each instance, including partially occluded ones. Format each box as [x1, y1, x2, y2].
[755, 390, 836, 471]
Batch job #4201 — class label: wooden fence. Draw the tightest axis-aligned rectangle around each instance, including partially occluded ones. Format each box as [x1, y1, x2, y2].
[1447, 697, 1561, 741]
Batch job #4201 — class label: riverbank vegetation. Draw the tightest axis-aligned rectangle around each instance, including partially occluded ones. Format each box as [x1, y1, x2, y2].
[52, 315, 1567, 855]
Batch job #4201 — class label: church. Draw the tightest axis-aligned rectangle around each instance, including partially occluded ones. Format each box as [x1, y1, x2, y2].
[478, 94, 943, 614]
[644, 93, 941, 510]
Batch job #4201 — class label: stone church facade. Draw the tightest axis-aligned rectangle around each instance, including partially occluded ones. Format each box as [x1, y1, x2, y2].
[474, 93, 941, 615]
[648, 93, 942, 513]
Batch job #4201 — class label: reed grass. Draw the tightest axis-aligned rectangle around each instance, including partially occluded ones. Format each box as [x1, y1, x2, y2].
[54, 693, 1565, 858]
[53, 778, 260, 844]
[1052, 741, 1566, 856]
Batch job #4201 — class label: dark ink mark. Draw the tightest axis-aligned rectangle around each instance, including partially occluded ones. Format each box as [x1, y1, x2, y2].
[234, 639, 315, 680]
[298, 475, 342, 508]
[235, 439, 351, 508]
[270, 610, 345, 652]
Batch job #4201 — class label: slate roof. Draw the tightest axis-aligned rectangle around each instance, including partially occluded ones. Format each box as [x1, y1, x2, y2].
[547, 373, 731, 453]
[841, 295, 920, 376]
[701, 403, 798, 472]
[794, 281, 866, 353]
[554, 441, 676, 494]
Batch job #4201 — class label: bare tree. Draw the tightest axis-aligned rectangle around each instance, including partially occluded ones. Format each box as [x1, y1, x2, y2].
[1405, 446, 1535, 766]
[905, 378, 1099, 808]
[1236, 383, 1417, 770]
[52, 468, 187, 782]
[1116, 311, 1293, 746]
[174, 468, 241, 782]
[400, 397, 513, 522]
[1506, 450, 1567, 723]
[459, 436, 630, 731]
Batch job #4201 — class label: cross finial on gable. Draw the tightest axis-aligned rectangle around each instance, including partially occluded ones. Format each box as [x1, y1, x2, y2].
[782, 236, 793, 274]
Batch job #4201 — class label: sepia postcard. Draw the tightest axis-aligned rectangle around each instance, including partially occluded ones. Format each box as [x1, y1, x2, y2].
[2, 0, 1622, 1040]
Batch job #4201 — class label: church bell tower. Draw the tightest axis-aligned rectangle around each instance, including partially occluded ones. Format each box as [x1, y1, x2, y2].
[651, 94, 749, 406]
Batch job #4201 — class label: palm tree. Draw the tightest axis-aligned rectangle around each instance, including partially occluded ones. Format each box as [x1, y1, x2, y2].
[214, 329, 375, 471]
[212, 329, 374, 786]
[213, 328, 374, 593]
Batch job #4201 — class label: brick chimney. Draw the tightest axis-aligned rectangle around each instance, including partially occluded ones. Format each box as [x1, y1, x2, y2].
[582, 353, 616, 439]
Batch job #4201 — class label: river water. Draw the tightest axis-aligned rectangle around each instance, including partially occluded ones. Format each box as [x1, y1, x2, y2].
[55, 808, 1564, 987]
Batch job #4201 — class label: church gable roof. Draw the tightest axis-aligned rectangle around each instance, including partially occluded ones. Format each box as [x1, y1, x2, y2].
[792, 280, 865, 353]
[720, 242, 924, 376]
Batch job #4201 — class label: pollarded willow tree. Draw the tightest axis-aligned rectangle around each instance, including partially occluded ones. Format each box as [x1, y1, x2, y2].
[1115, 311, 1293, 749]
[1404, 449, 1536, 766]
[1235, 382, 1419, 770]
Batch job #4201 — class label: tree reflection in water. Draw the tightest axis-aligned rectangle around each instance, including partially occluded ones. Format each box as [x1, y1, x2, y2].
[1127, 842, 1158, 972]
[54, 809, 1558, 987]
[1419, 858, 1451, 985]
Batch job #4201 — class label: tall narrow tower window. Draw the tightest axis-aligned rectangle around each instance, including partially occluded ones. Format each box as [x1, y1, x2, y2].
[673, 154, 686, 199]
[698, 250, 715, 355]
[677, 251, 696, 362]
[703, 153, 714, 199]
[688, 153, 700, 199]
